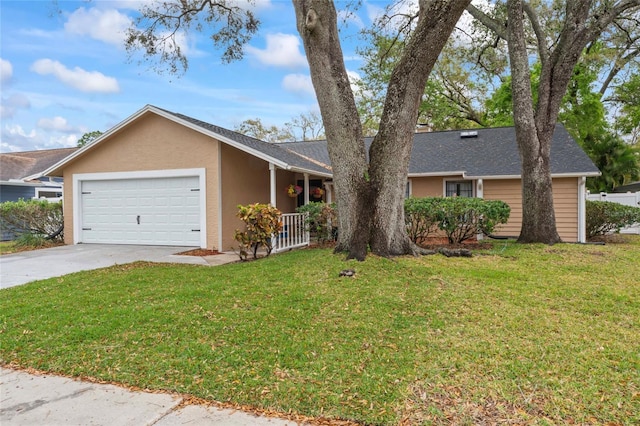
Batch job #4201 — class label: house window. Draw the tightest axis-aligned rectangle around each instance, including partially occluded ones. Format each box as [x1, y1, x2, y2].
[405, 180, 412, 198]
[446, 180, 473, 197]
[34, 188, 63, 201]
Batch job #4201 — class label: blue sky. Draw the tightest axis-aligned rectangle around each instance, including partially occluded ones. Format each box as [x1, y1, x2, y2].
[1, 0, 390, 152]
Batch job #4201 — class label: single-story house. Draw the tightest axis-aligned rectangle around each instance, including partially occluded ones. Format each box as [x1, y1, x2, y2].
[42, 104, 600, 251]
[0, 148, 77, 203]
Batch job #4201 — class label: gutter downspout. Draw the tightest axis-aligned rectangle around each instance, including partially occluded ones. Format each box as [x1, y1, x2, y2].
[578, 176, 586, 243]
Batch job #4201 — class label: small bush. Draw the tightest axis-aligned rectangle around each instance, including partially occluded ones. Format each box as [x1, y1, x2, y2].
[404, 197, 444, 244]
[586, 200, 640, 238]
[296, 202, 337, 244]
[405, 197, 511, 244]
[0, 199, 64, 241]
[438, 197, 511, 244]
[234, 203, 283, 260]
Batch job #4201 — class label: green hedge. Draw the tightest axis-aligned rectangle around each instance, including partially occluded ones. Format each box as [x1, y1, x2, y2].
[586, 200, 640, 238]
[405, 197, 511, 244]
[0, 199, 63, 241]
[296, 201, 337, 244]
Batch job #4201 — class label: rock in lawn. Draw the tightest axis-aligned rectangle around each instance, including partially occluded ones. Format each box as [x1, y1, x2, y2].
[339, 269, 356, 277]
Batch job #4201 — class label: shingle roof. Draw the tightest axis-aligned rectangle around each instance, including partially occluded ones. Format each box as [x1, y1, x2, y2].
[0, 148, 79, 181]
[39, 105, 599, 180]
[160, 109, 332, 176]
[283, 124, 599, 178]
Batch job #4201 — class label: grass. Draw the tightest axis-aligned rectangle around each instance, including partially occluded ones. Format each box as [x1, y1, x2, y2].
[1, 237, 639, 424]
[0, 239, 62, 255]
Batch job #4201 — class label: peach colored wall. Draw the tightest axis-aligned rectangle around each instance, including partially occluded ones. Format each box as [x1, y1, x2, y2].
[551, 178, 579, 242]
[218, 152, 326, 251]
[219, 146, 312, 251]
[483, 177, 579, 242]
[410, 176, 580, 242]
[62, 113, 220, 248]
[483, 179, 523, 238]
[410, 176, 449, 197]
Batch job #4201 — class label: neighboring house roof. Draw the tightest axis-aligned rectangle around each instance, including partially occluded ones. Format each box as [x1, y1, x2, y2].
[613, 181, 640, 193]
[0, 148, 78, 182]
[41, 104, 599, 179]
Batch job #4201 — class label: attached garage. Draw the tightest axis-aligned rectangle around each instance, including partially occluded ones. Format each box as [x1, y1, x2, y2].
[73, 169, 206, 247]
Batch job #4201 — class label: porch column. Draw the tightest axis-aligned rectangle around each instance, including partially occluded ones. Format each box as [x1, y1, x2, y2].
[324, 181, 332, 204]
[269, 163, 277, 207]
[304, 173, 310, 205]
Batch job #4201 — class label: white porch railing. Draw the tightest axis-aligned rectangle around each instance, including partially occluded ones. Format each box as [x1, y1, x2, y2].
[273, 212, 309, 253]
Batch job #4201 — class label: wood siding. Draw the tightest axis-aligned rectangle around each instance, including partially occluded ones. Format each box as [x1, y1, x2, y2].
[411, 176, 580, 242]
[483, 178, 579, 242]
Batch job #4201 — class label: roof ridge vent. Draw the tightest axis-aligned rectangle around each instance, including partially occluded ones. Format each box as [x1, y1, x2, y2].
[460, 131, 478, 138]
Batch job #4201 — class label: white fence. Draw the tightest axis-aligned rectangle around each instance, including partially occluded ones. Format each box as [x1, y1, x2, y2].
[273, 212, 309, 253]
[587, 192, 640, 234]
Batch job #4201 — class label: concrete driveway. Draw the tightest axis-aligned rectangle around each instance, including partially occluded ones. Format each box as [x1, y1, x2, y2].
[0, 244, 235, 290]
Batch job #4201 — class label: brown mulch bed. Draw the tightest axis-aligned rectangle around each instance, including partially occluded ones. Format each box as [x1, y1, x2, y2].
[418, 237, 492, 251]
[177, 248, 221, 256]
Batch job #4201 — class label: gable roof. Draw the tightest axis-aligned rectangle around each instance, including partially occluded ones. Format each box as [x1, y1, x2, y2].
[43, 105, 332, 177]
[41, 105, 599, 179]
[0, 147, 78, 182]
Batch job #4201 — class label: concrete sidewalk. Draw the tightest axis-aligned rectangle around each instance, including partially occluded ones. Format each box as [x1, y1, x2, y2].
[0, 368, 302, 425]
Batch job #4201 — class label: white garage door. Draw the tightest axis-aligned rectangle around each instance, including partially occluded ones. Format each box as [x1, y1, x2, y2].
[80, 176, 201, 246]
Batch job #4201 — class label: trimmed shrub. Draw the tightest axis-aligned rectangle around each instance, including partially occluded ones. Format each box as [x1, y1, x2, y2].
[234, 203, 283, 260]
[438, 197, 511, 244]
[296, 202, 337, 244]
[405, 197, 511, 244]
[0, 199, 64, 242]
[404, 197, 444, 244]
[586, 200, 640, 238]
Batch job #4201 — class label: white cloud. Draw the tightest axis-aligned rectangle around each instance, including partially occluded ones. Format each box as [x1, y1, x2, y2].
[30, 59, 120, 93]
[1, 123, 80, 152]
[1, 124, 38, 152]
[245, 33, 307, 68]
[0, 58, 12, 83]
[282, 73, 315, 97]
[1, 93, 31, 119]
[64, 7, 131, 46]
[37, 116, 75, 133]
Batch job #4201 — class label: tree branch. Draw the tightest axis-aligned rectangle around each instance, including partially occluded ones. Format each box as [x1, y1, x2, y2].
[522, 1, 549, 65]
[466, 3, 507, 39]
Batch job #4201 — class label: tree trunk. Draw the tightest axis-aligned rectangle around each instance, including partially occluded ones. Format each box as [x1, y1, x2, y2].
[369, 0, 471, 256]
[293, 0, 371, 260]
[295, 0, 470, 259]
[507, 0, 562, 244]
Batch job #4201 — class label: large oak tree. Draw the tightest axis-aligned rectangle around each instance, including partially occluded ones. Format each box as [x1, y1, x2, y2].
[468, 0, 640, 243]
[127, 0, 471, 260]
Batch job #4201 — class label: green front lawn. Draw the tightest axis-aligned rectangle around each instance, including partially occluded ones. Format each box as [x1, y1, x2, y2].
[1, 238, 639, 424]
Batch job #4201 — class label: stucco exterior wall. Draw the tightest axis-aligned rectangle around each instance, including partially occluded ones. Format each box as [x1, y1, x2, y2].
[218, 149, 317, 251]
[61, 113, 220, 248]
